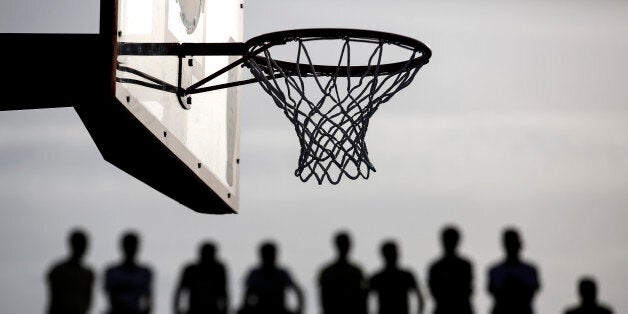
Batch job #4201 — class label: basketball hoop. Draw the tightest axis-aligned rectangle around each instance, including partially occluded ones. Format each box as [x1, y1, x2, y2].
[115, 28, 431, 185]
[244, 29, 431, 184]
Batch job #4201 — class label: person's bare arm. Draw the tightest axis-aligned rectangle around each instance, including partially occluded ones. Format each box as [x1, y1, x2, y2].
[144, 270, 153, 314]
[292, 282, 305, 314]
[319, 284, 329, 314]
[220, 265, 229, 314]
[414, 283, 425, 314]
[173, 275, 185, 314]
[83, 271, 95, 314]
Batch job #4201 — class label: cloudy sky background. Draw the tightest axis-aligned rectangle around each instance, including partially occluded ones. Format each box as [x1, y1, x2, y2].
[1, 0, 627, 313]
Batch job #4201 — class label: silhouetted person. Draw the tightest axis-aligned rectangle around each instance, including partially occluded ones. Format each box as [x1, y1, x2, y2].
[369, 241, 424, 314]
[46, 229, 95, 314]
[239, 241, 304, 314]
[104, 231, 153, 314]
[318, 231, 367, 314]
[564, 277, 613, 314]
[488, 228, 540, 314]
[174, 242, 229, 314]
[427, 225, 473, 314]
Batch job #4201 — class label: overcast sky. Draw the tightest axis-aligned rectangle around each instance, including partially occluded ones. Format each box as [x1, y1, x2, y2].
[1, 0, 627, 313]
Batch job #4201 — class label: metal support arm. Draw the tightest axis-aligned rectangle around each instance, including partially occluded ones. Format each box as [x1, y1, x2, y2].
[116, 41, 274, 109]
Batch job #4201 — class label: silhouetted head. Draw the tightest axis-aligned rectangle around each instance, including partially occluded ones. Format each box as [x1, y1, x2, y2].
[120, 232, 139, 264]
[334, 231, 351, 261]
[502, 228, 522, 262]
[578, 277, 598, 305]
[441, 225, 460, 256]
[68, 229, 88, 262]
[199, 242, 216, 264]
[259, 241, 277, 268]
[381, 241, 398, 268]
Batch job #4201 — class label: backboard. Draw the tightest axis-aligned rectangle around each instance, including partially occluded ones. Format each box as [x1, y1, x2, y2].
[71, 0, 243, 214]
[114, 0, 242, 213]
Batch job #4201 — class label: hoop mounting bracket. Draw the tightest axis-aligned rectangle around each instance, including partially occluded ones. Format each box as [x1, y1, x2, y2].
[118, 42, 245, 56]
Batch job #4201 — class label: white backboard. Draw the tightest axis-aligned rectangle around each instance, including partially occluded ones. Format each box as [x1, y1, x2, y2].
[115, 0, 243, 212]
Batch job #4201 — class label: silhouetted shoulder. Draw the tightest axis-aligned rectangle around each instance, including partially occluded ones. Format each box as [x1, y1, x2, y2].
[489, 259, 539, 275]
[427, 255, 473, 295]
[430, 255, 472, 271]
[492, 259, 539, 276]
[181, 263, 200, 277]
[104, 263, 153, 290]
[522, 260, 539, 271]
[565, 305, 613, 314]
[182, 261, 226, 286]
[278, 268, 294, 285]
[319, 262, 334, 275]
[139, 264, 153, 275]
[369, 269, 384, 286]
[318, 263, 333, 284]
[458, 255, 473, 270]
[319, 262, 363, 283]
[370, 268, 417, 290]
[521, 260, 540, 283]
[104, 262, 118, 275]
[246, 267, 294, 287]
[461, 254, 473, 265]
[48, 259, 95, 280]
[48, 261, 95, 293]
[402, 268, 418, 288]
[183, 262, 196, 273]
[107, 263, 153, 274]
[47, 259, 66, 278]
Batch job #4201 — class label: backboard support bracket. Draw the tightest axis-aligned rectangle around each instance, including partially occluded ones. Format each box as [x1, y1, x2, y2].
[116, 41, 271, 109]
